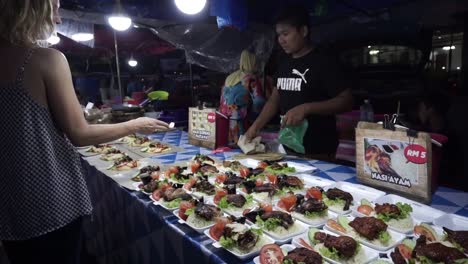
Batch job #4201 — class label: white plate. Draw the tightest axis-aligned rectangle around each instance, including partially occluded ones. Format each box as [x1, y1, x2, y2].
[433, 214, 468, 231]
[323, 182, 386, 215]
[297, 174, 335, 188]
[173, 209, 215, 233]
[350, 203, 416, 234]
[205, 225, 275, 260]
[375, 194, 444, 223]
[237, 159, 316, 174]
[253, 244, 296, 264]
[324, 215, 406, 252]
[154, 199, 183, 211]
[292, 229, 380, 264]
[291, 209, 338, 228]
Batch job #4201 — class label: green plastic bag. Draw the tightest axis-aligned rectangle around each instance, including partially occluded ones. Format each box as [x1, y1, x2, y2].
[278, 118, 308, 154]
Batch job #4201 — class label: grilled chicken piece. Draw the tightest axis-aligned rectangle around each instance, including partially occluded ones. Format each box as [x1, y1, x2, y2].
[325, 188, 354, 210]
[375, 203, 401, 216]
[193, 178, 215, 195]
[224, 173, 244, 185]
[277, 174, 304, 189]
[193, 154, 215, 165]
[163, 188, 192, 202]
[244, 208, 264, 223]
[349, 217, 388, 241]
[295, 198, 328, 214]
[269, 162, 287, 171]
[251, 168, 264, 176]
[254, 183, 277, 193]
[284, 248, 323, 264]
[413, 235, 466, 263]
[195, 203, 221, 221]
[314, 232, 358, 258]
[139, 165, 160, 174]
[142, 180, 159, 193]
[199, 164, 218, 174]
[223, 224, 259, 251]
[260, 211, 294, 229]
[390, 247, 407, 264]
[226, 194, 247, 208]
[443, 227, 468, 254]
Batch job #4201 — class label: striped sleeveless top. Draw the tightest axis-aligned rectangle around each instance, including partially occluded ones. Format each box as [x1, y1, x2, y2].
[0, 49, 92, 240]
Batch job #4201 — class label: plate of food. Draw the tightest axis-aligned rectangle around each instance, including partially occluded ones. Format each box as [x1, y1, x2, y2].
[208, 223, 275, 260]
[388, 235, 468, 264]
[140, 141, 172, 154]
[415, 219, 468, 254]
[351, 198, 415, 234]
[238, 159, 316, 175]
[183, 175, 216, 199]
[106, 155, 140, 171]
[292, 228, 380, 264]
[324, 215, 405, 252]
[253, 244, 324, 264]
[213, 191, 256, 218]
[276, 190, 336, 227]
[130, 165, 161, 183]
[81, 144, 116, 156]
[100, 149, 126, 161]
[153, 187, 193, 211]
[323, 182, 386, 215]
[375, 194, 444, 223]
[244, 208, 308, 243]
[173, 198, 223, 233]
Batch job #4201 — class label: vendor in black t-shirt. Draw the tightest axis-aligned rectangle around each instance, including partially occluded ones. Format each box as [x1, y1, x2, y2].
[244, 5, 353, 159]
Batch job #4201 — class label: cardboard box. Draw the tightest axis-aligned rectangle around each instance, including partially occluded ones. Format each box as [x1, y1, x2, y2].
[188, 107, 228, 149]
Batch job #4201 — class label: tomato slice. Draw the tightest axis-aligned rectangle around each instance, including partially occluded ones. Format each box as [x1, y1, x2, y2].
[209, 221, 226, 241]
[191, 162, 201, 173]
[266, 174, 277, 185]
[179, 201, 195, 221]
[240, 168, 251, 178]
[259, 244, 284, 264]
[183, 177, 198, 190]
[257, 161, 269, 169]
[215, 174, 227, 184]
[278, 194, 297, 212]
[306, 187, 322, 200]
[260, 203, 273, 213]
[213, 189, 228, 205]
[159, 183, 171, 192]
[357, 205, 374, 216]
[256, 178, 264, 187]
[397, 244, 412, 259]
[164, 170, 172, 179]
[152, 189, 163, 201]
[169, 166, 180, 174]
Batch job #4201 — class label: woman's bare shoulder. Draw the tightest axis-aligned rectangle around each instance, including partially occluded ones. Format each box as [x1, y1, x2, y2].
[32, 47, 69, 74]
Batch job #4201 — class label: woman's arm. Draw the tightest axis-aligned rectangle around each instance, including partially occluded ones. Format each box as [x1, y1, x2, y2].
[40, 49, 168, 146]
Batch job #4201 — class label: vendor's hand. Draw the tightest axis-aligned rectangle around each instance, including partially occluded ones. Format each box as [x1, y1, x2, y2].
[127, 117, 169, 134]
[244, 125, 260, 142]
[282, 105, 306, 127]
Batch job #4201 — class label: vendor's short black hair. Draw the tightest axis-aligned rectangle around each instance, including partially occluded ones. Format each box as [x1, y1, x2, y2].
[275, 4, 310, 36]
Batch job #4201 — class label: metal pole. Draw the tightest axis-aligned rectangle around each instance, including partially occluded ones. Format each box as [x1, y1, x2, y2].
[114, 30, 123, 103]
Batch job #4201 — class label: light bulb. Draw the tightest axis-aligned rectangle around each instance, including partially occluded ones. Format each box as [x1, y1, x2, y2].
[175, 0, 206, 15]
[108, 16, 132, 31]
[47, 35, 60, 45]
[71, 33, 94, 42]
[128, 59, 138, 67]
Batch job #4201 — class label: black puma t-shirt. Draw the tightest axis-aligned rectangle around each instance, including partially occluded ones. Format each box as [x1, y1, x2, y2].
[276, 50, 346, 154]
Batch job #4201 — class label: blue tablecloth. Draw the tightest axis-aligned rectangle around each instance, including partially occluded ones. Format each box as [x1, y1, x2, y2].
[82, 130, 468, 264]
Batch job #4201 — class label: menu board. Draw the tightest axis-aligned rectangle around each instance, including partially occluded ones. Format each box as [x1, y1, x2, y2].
[188, 107, 217, 149]
[356, 122, 432, 204]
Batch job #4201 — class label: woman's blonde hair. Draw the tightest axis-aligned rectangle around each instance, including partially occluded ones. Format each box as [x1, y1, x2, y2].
[0, 0, 55, 46]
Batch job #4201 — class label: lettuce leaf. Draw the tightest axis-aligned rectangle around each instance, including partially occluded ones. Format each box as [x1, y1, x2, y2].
[185, 208, 195, 216]
[378, 231, 391, 245]
[304, 210, 327, 219]
[319, 246, 340, 260]
[377, 202, 413, 222]
[164, 198, 182, 208]
[218, 197, 232, 209]
[255, 215, 282, 231]
[219, 236, 235, 249]
[265, 166, 296, 174]
[322, 194, 346, 209]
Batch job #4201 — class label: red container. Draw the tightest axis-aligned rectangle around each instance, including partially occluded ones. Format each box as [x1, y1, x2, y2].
[215, 112, 229, 148]
[429, 133, 448, 193]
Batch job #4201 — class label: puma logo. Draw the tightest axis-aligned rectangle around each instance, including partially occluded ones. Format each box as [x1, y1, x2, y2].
[292, 69, 309, 84]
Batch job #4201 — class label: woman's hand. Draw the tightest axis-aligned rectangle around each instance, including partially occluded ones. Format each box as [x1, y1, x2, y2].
[126, 117, 169, 134]
[244, 124, 260, 142]
[282, 105, 306, 127]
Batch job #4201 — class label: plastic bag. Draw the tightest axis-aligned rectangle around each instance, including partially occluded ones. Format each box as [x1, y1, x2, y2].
[278, 119, 308, 154]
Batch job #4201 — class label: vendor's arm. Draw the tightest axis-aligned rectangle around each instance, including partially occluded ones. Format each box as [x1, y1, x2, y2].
[283, 88, 353, 127]
[41, 49, 169, 147]
[244, 88, 280, 140]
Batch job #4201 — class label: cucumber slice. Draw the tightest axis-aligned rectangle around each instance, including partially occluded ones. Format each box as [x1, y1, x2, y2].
[402, 238, 416, 250]
[337, 216, 351, 231]
[141, 147, 149, 152]
[308, 228, 320, 245]
[361, 198, 372, 206]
